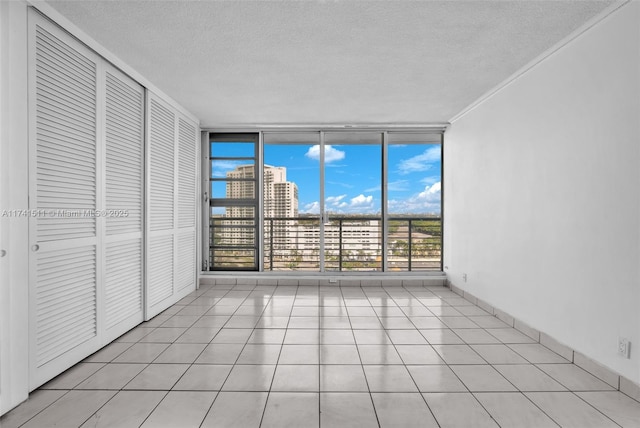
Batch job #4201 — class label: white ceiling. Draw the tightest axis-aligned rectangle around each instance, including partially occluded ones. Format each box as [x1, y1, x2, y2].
[44, 0, 615, 127]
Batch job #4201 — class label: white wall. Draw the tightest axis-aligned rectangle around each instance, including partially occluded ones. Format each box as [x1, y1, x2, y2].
[444, 1, 640, 383]
[0, 0, 31, 414]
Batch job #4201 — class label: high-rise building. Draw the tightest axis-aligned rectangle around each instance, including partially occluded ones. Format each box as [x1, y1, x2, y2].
[263, 166, 298, 218]
[224, 164, 298, 250]
[225, 164, 298, 218]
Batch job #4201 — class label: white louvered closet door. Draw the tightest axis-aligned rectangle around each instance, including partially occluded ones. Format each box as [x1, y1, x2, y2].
[177, 118, 198, 293]
[28, 14, 102, 387]
[28, 11, 145, 389]
[147, 95, 176, 317]
[103, 67, 145, 342]
[146, 93, 198, 318]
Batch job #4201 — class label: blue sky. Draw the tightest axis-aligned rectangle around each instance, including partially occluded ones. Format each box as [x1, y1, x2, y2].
[213, 142, 441, 215]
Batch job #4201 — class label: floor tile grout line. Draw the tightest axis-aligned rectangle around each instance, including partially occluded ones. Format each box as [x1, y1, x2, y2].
[137, 285, 238, 397]
[112, 285, 236, 428]
[341, 285, 382, 428]
[569, 391, 626, 428]
[258, 284, 298, 428]
[131, 390, 172, 428]
[199, 283, 285, 427]
[504, 343, 571, 366]
[11, 389, 75, 428]
[421, 289, 575, 427]
[369, 285, 444, 428]
[156, 283, 260, 427]
[169, 284, 250, 427]
[534, 363, 616, 392]
[402, 285, 534, 427]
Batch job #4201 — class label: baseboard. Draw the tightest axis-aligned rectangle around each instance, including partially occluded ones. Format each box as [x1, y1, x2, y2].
[199, 275, 447, 287]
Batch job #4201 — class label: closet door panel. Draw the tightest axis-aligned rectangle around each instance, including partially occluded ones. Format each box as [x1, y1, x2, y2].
[103, 67, 144, 341]
[148, 234, 174, 308]
[176, 117, 198, 293]
[177, 231, 196, 292]
[148, 97, 175, 232]
[29, 14, 101, 388]
[105, 238, 142, 330]
[105, 70, 144, 236]
[35, 245, 97, 367]
[145, 93, 198, 318]
[34, 24, 97, 242]
[178, 117, 197, 229]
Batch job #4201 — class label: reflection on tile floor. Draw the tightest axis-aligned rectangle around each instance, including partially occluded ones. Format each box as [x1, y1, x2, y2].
[2, 283, 640, 427]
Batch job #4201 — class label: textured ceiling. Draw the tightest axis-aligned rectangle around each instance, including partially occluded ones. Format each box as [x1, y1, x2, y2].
[44, 0, 615, 127]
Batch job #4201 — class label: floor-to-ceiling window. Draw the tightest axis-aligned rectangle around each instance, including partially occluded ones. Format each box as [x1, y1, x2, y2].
[322, 132, 382, 272]
[263, 132, 321, 271]
[206, 129, 442, 273]
[386, 132, 442, 271]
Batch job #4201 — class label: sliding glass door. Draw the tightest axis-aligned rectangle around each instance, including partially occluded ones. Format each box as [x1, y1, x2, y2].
[386, 133, 442, 271]
[263, 132, 321, 271]
[323, 132, 382, 271]
[263, 131, 383, 272]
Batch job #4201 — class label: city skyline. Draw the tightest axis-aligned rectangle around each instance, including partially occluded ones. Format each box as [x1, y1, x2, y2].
[213, 143, 442, 216]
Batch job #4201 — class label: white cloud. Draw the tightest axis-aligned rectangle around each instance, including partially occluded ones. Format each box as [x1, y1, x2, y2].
[305, 145, 345, 163]
[302, 201, 320, 214]
[211, 160, 243, 177]
[417, 181, 441, 199]
[397, 146, 440, 175]
[304, 194, 379, 215]
[350, 194, 373, 207]
[388, 181, 441, 214]
[326, 194, 347, 206]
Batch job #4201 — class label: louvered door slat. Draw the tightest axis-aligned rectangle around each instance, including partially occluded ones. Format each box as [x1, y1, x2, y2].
[35, 29, 95, 79]
[177, 232, 195, 292]
[37, 115, 98, 146]
[105, 239, 142, 329]
[36, 70, 96, 109]
[35, 24, 97, 245]
[37, 155, 96, 176]
[36, 89, 94, 121]
[35, 246, 97, 367]
[149, 99, 175, 232]
[147, 235, 174, 307]
[105, 71, 143, 236]
[178, 118, 197, 229]
[101, 68, 144, 340]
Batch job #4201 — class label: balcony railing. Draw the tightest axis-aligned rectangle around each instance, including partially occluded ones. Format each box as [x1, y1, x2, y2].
[210, 215, 441, 271]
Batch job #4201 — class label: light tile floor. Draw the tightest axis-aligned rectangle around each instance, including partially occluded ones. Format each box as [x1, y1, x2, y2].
[2, 283, 640, 428]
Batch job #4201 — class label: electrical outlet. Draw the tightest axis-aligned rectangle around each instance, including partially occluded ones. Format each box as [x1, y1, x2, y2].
[462, 273, 467, 282]
[618, 337, 631, 359]
[328, 278, 338, 284]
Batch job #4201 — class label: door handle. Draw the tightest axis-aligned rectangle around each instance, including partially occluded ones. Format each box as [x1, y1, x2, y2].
[32, 244, 40, 252]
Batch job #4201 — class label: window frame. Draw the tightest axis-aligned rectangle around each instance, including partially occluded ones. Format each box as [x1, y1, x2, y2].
[204, 127, 445, 274]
